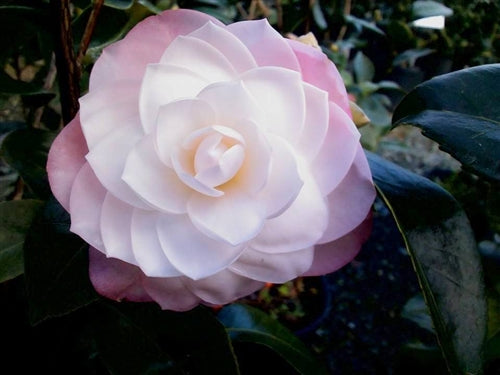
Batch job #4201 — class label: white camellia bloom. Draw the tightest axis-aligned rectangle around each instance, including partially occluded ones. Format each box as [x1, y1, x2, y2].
[47, 9, 376, 311]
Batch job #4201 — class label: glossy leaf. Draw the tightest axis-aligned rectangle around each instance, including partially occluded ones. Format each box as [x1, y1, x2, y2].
[0, 199, 43, 283]
[218, 304, 327, 375]
[392, 64, 500, 182]
[0, 128, 56, 199]
[368, 152, 486, 374]
[104, 0, 134, 9]
[411, 1, 453, 19]
[345, 14, 385, 36]
[94, 302, 239, 374]
[24, 197, 99, 325]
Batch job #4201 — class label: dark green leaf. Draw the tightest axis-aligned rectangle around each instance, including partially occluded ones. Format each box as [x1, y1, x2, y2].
[24, 197, 99, 325]
[345, 14, 385, 36]
[0, 199, 43, 283]
[401, 294, 434, 333]
[393, 48, 435, 67]
[311, 0, 327, 30]
[94, 302, 239, 374]
[0, 128, 56, 199]
[358, 94, 392, 127]
[353, 51, 375, 83]
[411, 1, 453, 19]
[393, 64, 500, 182]
[218, 304, 327, 375]
[0, 71, 44, 95]
[368, 152, 486, 374]
[104, 0, 134, 9]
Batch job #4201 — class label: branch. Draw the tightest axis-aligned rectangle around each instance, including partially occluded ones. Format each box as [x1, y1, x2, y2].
[77, 0, 104, 66]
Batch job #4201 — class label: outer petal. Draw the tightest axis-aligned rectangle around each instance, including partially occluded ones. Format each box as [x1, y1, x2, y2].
[227, 19, 300, 71]
[131, 210, 183, 278]
[251, 162, 328, 253]
[47, 114, 87, 211]
[187, 191, 267, 246]
[183, 269, 265, 305]
[311, 101, 360, 196]
[156, 213, 246, 280]
[89, 247, 153, 303]
[287, 39, 351, 116]
[100, 193, 138, 265]
[303, 213, 373, 276]
[86, 124, 151, 210]
[241, 67, 305, 143]
[318, 146, 376, 244]
[69, 163, 106, 252]
[188, 21, 257, 73]
[142, 277, 200, 311]
[229, 246, 314, 283]
[122, 134, 191, 214]
[79, 81, 139, 149]
[89, 9, 222, 90]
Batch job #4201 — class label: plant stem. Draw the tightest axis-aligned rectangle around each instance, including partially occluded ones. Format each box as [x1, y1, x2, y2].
[77, 0, 104, 66]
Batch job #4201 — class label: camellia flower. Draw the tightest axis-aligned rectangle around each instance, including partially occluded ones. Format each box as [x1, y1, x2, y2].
[47, 9, 376, 311]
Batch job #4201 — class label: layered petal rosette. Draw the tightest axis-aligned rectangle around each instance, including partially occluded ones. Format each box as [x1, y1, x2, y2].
[47, 9, 376, 311]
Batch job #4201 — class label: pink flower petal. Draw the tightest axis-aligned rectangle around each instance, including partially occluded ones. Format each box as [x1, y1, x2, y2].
[131, 210, 183, 277]
[142, 277, 200, 311]
[183, 269, 265, 305]
[188, 21, 257, 73]
[188, 190, 267, 246]
[156, 213, 246, 280]
[79, 81, 139, 149]
[241, 67, 305, 143]
[122, 134, 191, 214]
[227, 19, 300, 71]
[85, 124, 151, 210]
[100, 193, 138, 265]
[288, 39, 351, 116]
[229, 246, 314, 283]
[319, 145, 376, 244]
[89, 247, 153, 303]
[252, 164, 328, 253]
[69, 163, 106, 252]
[89, 9, 221, 91]
[303, 213, 373, 276]
[311, 101, 360, 196]
[46, 115, 87, 211]
[296, 83, 329, 161]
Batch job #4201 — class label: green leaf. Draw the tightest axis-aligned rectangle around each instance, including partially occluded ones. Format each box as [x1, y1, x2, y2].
[24, 197, 99, 325]
[393, 48, 435, 67]
[94, 302, 239, 374]
[392, 64, 500, 182]
[0, 128, 56, 199]
[345, 14, 385, 36]
[353, 51, 375, 83]
[411, 1, 453, 19]
[0, 71, 44, 95]
[104, 0, 134, 9]
[401, 294, 434, 333]
[218, 304, 327, 375]
[0, 199, 43, 283]
[367, 152, 486, 374]
[311, 0, 327, 30]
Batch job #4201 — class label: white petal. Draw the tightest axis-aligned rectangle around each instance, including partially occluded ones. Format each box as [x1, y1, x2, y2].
[122, 134, 190, 214]
[131, 210, 182, 277]
[197, 80, 264, 126]
[69, 163, 106, 252]
[139, 64, 210, 133]
[156, 213, 245, 280]
[195, 144, 245, 188]
[79, 81, 139, 149]
[227, 19, 300, 71]
[251, 162, 328, 253]
[188, 21, 257, 73]
[183, 269, 265, 305]
[296, 83, 329, 160]
[85, 124, 151, 210]
[142, 277, 200, 311]
[187, 191, 267, 246]
[257, 135, 303, 218]
[155, 98, 216, 167]
[312, 101, 360, 195]
[241, 67, 305, 143]
[100, 193, 138, 265]
[229, 247, 314, 283]
[318, 146, 376, 243]
[160, 35, 237, 82]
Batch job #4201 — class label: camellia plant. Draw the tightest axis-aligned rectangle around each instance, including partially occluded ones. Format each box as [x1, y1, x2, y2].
[0, 1, 498, 374]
